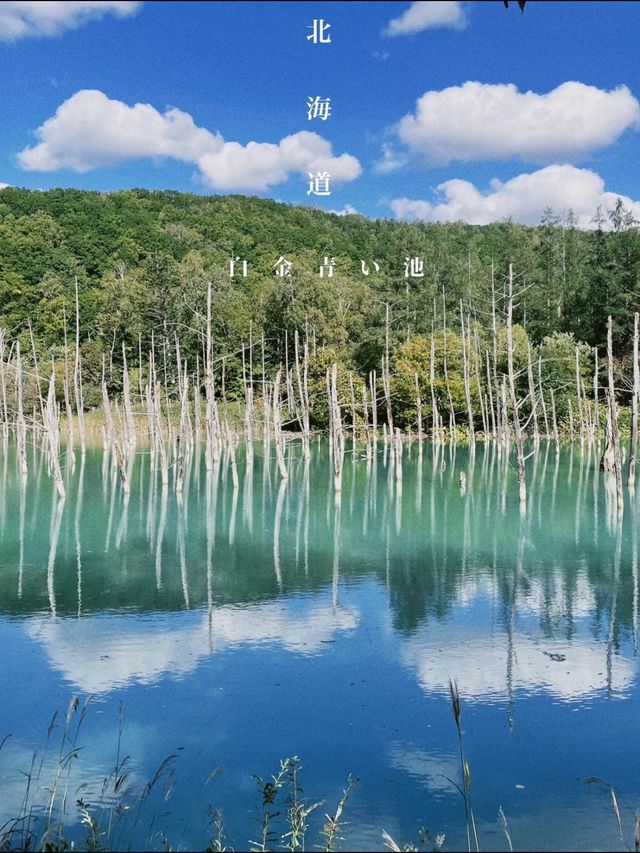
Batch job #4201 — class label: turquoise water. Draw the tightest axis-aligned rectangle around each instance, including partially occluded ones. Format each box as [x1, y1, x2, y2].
[0, 438, 638, 851]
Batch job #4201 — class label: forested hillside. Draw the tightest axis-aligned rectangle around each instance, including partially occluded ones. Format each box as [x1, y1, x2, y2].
[0, 187, 638, 423]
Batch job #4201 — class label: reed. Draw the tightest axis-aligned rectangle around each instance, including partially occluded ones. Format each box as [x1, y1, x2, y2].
[2, 691, 638, 853]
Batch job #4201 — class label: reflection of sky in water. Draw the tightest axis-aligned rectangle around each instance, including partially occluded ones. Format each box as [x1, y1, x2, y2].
[25, 603, 359, 693]
[402, 581, 634, 701]
[0, 440, 639, 851]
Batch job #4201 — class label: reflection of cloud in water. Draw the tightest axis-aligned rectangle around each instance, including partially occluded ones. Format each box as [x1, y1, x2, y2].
[403, 630, 634, 700]
[401, 573, 633, 701]
[519, 573, 597, 621]
[454, 573, 596, 620]
[0, 732, 141, 827]
[388, 740, 636, 852]
[26, 602, 359, 694]
[388, 742, 459, 794]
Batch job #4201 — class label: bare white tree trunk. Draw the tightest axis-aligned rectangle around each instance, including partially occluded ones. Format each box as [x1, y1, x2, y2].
[74, 276, 86, 453]
[629, 312, 639, 488]
[15, 341, 27, 476]
[602, 316, 623, 512]
[272, 370, 288, 480]
[527, 342, 539, 448]
[430, 333, 440, 443]
[0, 330, 8, 439]
[330, 363, 344, 491]
[460, 305, 475, 445]
[506, 264, 526, 508]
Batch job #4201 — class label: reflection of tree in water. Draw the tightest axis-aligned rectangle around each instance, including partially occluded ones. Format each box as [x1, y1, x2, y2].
[0, 441, 637, 661]
[382, 445, 638, 650]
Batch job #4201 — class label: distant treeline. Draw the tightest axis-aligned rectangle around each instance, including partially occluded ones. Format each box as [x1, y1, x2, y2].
[0, 187, 638, 419]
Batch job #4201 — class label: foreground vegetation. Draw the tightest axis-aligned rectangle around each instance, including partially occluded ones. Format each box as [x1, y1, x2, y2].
[1, 686, 635, 853]
[0, 696, 404, 853]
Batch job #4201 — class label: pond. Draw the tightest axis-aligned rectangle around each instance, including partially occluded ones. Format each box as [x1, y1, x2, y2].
[0, 438, 638, 851]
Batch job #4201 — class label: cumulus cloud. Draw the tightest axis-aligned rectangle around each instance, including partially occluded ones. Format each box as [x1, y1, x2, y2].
[18, 90, 218, 171]
[198, 131, 361, 192]
[385, 1, 466, 36]
[396, 81, 640, 165]
[0, 1, 142, 41]
[389, 164, 640, 228]
[17, 89, 362, 192]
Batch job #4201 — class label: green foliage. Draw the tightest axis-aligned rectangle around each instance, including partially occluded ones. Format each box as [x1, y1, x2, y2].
[1, 188, 639, 422]
[538, 332, 593, 422]
[391, 332, 469, 429]
[306, 348, 351, 430]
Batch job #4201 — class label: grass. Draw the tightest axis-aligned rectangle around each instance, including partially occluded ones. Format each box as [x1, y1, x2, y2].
[0, 697, 359, 853]
[1, 689, 637, 852]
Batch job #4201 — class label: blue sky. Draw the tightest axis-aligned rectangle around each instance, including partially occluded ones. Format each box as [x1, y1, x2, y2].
[1, 1, 640, 226]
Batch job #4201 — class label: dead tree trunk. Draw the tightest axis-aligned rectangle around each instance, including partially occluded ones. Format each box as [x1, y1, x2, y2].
[15, 341, 27, 476]
[369, 370, 378, 443]
[442, 289, 456, 441]
[550, 388, 560, 454]
[575, 346, 584, 452]
[415, 372, 423, 442]
[538, 356, 550, 439]
[629, 312, 639, 488]
[527, 342, 540, 448]
[383, 304, 394, 441]
[330, 363, 344, 491]
[0, 330, 8, 439]
[506, 264, 526, 508]
[473, 332, 488, 439]
[594, 348, 600, 441]
[74, 276, 86, 454]
[430, 333, 441, 443]
[204, 282, 221, 468]
[363, 383, 372, 460]
[294, 329, 310, 459]
[122, 345, 136, 449]
[45, 370, 66, 499]
[460, 305, 475, 445]
[602, 316, 623, 512]
[272, 369, 288, 480]
[485, 349, 495, 441]
[154, 381, 169, 486]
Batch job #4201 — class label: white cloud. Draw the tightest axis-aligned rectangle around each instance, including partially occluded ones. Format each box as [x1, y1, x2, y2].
[389, 164, 640, 228]
[17, 90, 362, 192]
[328, 203, 359, 216]
[0, 183, 10, 189]
[390, 197, 432, 220]
[198, 131, 361, 192]
[396, 81, 640, 165]
[0, 1, 142, 41]
[18, 90, 219, 171]
[385, 1, 466, 36]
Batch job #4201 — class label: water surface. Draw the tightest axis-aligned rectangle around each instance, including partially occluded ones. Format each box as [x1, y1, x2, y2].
[0, 439, 637, 851]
